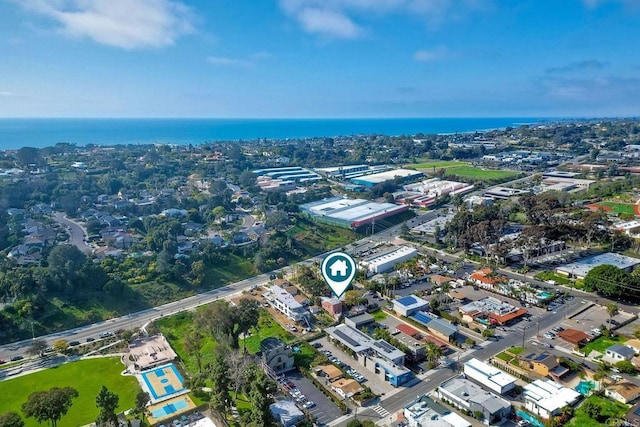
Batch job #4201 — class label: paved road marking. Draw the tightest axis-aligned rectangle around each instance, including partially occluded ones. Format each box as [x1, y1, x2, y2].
[372, 405, 389, 417]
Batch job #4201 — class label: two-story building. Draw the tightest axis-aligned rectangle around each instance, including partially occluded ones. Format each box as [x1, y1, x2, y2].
[523, 379, 581, 420]
[266, 285, 308, 322]
[437, 376, 511, 425]
[260, 338, 295, 375]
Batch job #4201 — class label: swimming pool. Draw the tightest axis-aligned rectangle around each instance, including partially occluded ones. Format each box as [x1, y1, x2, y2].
[140, 364, 185, 400]
[575, 380, 595, 395]
[516, 410, 544, 427]
[539, 291, 552, 299]
[150, 398, 189, 419]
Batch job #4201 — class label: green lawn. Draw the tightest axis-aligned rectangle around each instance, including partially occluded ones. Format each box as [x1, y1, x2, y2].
[0, 357, 139, 427]
[508, 346, 525, 355]
[371, 310, 387, 321]
[407, 161, 469, 169]
[288, 216, 356, 255]
[496, 352, 513, 362]
[154, 311, 219, 374]
[582, 335, 627, 356]
[568, 395, 629, 427]
[242, 311, 295, 354]
[534, 271, 572, 286]
[445, 166, 519, 181]
[596, 201, 637, 215]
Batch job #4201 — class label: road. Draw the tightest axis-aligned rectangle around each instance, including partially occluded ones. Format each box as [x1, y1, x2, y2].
[52, 212, 92, 254]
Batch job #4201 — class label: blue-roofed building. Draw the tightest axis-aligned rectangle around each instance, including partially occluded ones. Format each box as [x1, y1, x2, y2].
[393, 295, 429, 317]
[411, 311, 458, 342]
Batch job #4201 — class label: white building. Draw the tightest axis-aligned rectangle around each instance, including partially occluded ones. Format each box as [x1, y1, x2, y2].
[463, 358, 516, 395]
[269, 400, 304, 427]
[267, 285, 307, 321]
[360, 246, 418, 274]
[393, 295, 429, 317]
[437, 377, 511, 426]
[404, 395, 471, 427]
[523, 379, 581, 419]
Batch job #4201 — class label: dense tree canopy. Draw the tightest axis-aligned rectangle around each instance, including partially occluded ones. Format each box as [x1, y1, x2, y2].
[21, 387, 79, 427]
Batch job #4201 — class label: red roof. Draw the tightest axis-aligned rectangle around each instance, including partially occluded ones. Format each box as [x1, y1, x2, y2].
[396, 323, 420, 337]
[558, 329, 590, 345]
[470, 268, 506, 285]
[424, 335, 448, 350]
[489, 308, 528, 325]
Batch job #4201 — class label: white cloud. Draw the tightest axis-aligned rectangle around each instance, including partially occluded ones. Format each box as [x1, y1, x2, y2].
[413, 47, 447, 62]
[0, 91, 12, 96]
[206, 56, 252, 67]
[278, 0, 490, 38]
[12, 0, 194, 49]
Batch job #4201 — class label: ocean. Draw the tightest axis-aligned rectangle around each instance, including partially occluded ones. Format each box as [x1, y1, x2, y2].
[0, 117, 544, 150]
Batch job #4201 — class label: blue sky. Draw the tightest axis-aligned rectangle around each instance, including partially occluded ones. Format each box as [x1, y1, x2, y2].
[0, 0, 639, 118]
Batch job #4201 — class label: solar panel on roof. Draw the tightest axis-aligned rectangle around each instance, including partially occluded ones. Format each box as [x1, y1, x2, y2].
[412, 312, 433, 325]
[334, 329, 363, 348]
[397, 296, 417, 306]
[525, 353, 536, 360]
[535, 354, 549, 362]
[374, 340, 396, 353]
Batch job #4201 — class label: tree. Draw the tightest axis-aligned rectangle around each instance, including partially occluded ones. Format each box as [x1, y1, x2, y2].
[47, 245, 86, 290]
[95, 386, 119, 427]
[22, 387, 79, 427]
[236, 298, 260, 354]
[482, 328, 495, 339]
[265, 210, 290, 231]
[26, 339, 48, 357]
[131, 390, 150, 422]
[238, 169, 256, 188]
[606, 303, 619, 333]
[0, 412, 24, 427]
[344, 290, 365, 307]
[582, 400, 601, 420]
[52, 340, 69, 354]
[248, 369, 276, 427]
[594, 361, 611, 389]
[583, 265, 631, 297]
[209, 351, 231, 412]
[425, 342, 443, 365]
[615, 360, 636, 374]
[227, 350, 251, 399]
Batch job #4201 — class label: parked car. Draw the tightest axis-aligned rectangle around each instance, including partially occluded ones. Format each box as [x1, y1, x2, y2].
[611, 374, 623, 381]
[69, 341, 81, 347]
[10, 355, 23, 361]
[303, 401, 316, 409]
[86, 337, 95, 342]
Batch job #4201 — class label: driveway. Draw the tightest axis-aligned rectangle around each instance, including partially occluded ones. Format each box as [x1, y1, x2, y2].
[287, 370, 343, 426]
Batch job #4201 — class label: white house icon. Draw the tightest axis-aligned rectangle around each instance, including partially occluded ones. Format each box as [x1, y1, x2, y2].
[329, 259, 348, 277]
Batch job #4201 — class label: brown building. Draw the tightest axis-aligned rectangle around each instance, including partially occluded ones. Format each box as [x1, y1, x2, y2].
[558, 329, 590, 347]
[330, 378, 363, 399]
[314, 364, 344, 382]
[321, 297, 346, 319]
[518, 352, 568, 379]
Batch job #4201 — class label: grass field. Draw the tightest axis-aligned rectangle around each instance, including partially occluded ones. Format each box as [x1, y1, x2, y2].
[568, 395, 628, 427]
[445, 166, 519, 181]
[591, 201, 639, 216]
[242, 311, 295, 354]
[407, 161, 469, 169]
[0, 358, 139, 427]
[582, 335, 626, 356]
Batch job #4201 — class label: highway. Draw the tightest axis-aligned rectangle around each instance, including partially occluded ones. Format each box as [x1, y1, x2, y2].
[0, 210, 442, 361]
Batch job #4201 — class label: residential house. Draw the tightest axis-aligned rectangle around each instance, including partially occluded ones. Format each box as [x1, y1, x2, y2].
[469, 268, 507, 289]
[523, 379, 581, 420]
[518, 352, 565, 379]
[260, 338, 295, 375]
[330, 378, 363, 399]
[314, 365, 344, 382]
[605, 344, 636, 364]
[269, 400, 304, 427]
[266, 285, 308, 322]
[344, 313, 375, 329]
[558, 329, 590, 347]
[321, 297, 346, 319]
[606, 381, 640, 404]
[463, 358, 517, 395]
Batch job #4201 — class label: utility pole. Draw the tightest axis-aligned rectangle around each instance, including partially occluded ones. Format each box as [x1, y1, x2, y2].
[522, 325, 527, 349]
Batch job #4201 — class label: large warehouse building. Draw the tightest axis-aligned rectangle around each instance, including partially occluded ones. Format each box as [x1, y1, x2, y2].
[299, 197, 408, 230]
[360, 246, 418, 274]
[350, 168, 424, 187]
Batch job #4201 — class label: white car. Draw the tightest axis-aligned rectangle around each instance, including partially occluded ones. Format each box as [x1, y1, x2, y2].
[303, 401, 316, 409]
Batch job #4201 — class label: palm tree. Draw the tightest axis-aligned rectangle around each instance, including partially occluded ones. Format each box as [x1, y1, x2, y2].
[594, 361, 612, 390]
[606, 303, 619, 333]
[425, 342, 443, 366]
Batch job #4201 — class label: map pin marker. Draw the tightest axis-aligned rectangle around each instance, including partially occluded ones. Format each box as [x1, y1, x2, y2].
[321, 251, 357, 298]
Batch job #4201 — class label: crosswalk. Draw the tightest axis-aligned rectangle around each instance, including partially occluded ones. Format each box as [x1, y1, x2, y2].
[371, 405, 390, 417]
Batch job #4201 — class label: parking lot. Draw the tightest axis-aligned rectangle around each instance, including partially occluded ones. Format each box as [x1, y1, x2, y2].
[285, 370, 343, 425]
[311, 336, 395, 396]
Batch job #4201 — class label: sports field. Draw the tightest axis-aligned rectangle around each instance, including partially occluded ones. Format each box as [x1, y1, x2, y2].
[589, 201, 640, 216]
[444, 166, 519, 181]
[408, 160, 469, 169]
[0, 357, 139, 427]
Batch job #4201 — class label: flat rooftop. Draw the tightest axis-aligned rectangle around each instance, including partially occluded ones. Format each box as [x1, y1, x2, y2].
[301, 197, 405, 222]
[464, 358, 517, 388]
[557, 252, 640, 277]
[352, 168, 423, 184]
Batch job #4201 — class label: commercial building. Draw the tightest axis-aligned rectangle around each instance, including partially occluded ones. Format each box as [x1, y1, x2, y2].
[269, 400, 304, 427]
[556, 252, 640, 279]
[404, 395, 471, 427]
[523, 379, 581, 420]
[410, 311, 458, 341]
[463, 358, 517, 395]
[325, 323, 412, 387]
[260, 338, 295, 375]
[315, 164, 390, 179]
[299, 196, 408, 230]
[483, 186, 531, 200]
[393, 295, 429, 317]
[558, 329, 590, 346]
[350, 168, 424, 187]
[266, 285, 307, 321]
[459, 297, 528, 326]
[256, 176, 297, 192]
[397, 178, 474, 207]
[540, 176, 595, 192]
[344, 313, 375, 329]
[437, 377, 511, 426]
[252, 166, 321, 183]
[360, 246, 418, 274]
[409, 213, 455, 236]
